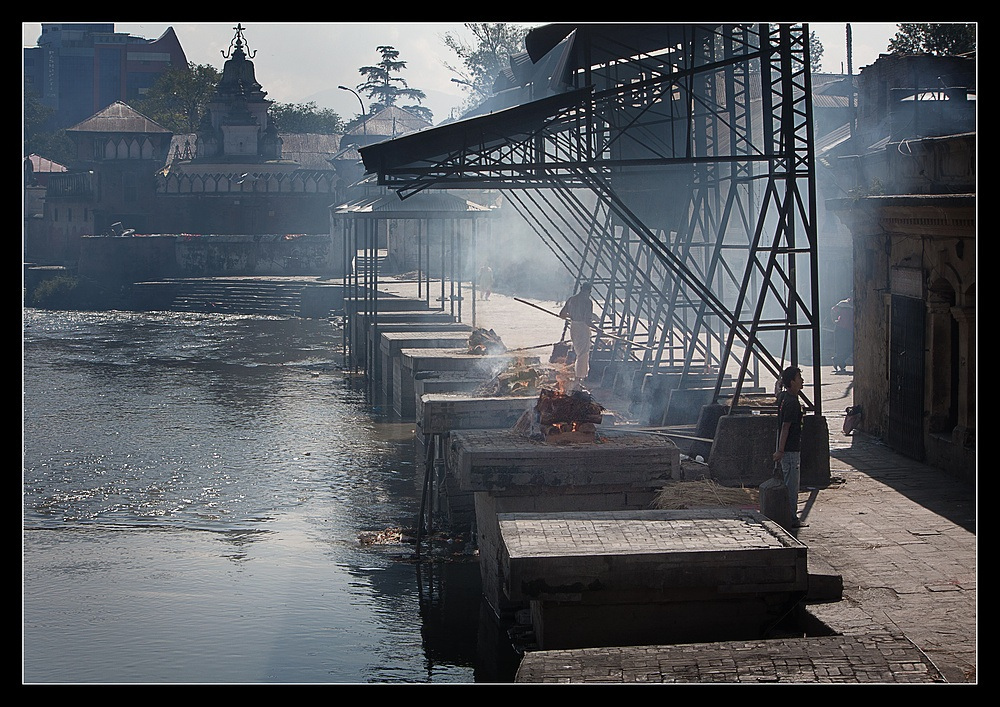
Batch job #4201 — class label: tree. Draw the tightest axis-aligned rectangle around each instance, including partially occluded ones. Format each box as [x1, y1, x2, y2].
[269, 102, 344, 134]
[134, 62, 222, 134]
[23, 89, 52, 147]
[809, 31, 824, 73]
[887, 23, 976, 56]
[23, 88, 76, 165]
[442, 23, 528, 113]
[356, 46, 431, 122]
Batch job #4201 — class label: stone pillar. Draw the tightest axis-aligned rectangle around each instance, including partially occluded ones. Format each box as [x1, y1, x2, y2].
[951, 305, 975, 446]
[925, 300, 954, 434]
[709, 414, 829, 487]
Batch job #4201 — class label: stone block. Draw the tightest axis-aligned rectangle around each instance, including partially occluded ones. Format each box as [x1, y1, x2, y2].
[709, 414, 830, 487]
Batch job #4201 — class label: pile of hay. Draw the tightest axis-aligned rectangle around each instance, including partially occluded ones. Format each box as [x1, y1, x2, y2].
[653, 479, 758, 510]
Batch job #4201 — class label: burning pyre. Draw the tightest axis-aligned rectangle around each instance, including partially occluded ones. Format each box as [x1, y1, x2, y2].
[476, 356, 565, 396]
[514, 386, 606, 444]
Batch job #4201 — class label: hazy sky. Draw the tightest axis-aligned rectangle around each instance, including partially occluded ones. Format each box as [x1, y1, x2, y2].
[22, 21, 904, 125]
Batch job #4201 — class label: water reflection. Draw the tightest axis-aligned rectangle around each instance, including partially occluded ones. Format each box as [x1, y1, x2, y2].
[22, 308, 514, 683]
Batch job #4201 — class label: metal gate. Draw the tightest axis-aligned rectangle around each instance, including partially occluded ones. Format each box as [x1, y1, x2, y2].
[887, 294, 925, 459]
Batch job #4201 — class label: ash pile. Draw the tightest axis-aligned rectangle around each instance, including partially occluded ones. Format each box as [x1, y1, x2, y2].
[466, 327, 507, 355]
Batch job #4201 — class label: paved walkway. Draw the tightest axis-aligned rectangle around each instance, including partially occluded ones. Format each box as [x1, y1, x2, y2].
[800, 430, 977, 683]
[372, 277, 978, 684]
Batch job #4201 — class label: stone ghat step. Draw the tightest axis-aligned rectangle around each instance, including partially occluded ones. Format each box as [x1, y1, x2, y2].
[132, 279, 317, 316]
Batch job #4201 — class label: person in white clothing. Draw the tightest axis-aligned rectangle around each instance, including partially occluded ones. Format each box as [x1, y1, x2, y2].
[558, 282, 594, 387]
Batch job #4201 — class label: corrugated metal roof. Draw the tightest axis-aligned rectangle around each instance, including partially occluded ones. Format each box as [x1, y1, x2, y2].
[813, 94, 851, 109]
[347, 105, 432, 140]
[67, 101, 172, 134]
[360, 88, 591, 177]
[815, 123, 853, 156]
[811, 73, 857, 96]
[279, 133, 342, 169]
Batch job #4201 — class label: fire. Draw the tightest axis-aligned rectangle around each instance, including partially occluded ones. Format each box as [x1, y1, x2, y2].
[511, 386, 605, 443]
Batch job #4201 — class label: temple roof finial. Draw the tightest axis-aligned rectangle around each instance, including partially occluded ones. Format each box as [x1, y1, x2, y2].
[222, 23, 256, 60]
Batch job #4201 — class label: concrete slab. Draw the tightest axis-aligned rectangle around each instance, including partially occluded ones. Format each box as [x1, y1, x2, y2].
[417, 393, 535, 436]
[498, 508, 807, 649]
[709, 414, 831, 487]
[394, 349, 539, 419]
[380, 331, 474, 401]
[447, 428, 679, 492]
[413, 374, 490, 398]
[416, 393, 539, 528]
[347, 309, 459, 368]
[446, 428, 680, 617]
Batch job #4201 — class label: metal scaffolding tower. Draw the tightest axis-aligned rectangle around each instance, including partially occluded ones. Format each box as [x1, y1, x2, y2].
[360, 23, 822, 417]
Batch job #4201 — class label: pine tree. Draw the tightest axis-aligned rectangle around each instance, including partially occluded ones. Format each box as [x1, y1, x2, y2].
[356, 46, 430, 122]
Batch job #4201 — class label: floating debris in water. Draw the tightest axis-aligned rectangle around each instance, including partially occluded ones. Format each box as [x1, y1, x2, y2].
[358, 527, 406, 545]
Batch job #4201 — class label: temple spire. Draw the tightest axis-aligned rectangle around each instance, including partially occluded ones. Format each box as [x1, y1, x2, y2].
[223, 23, 256, 60]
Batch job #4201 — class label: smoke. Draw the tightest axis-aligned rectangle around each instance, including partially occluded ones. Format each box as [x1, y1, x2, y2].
[473, 201, 575, 301]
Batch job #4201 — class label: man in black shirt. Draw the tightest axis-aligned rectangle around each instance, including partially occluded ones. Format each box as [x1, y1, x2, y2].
[772, 366, 806, 527]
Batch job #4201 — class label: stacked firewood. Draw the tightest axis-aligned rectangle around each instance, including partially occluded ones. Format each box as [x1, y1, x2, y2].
[535, 388, 604, 425]
[477, 358, 563, 396]
[513, 387, 605, 443]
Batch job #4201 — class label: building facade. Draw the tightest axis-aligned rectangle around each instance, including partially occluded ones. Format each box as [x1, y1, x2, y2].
[153, 24, 339, 236]
[828, 52, 976, 482]
[23, 23, 187, 133]
[31, 101, 174, 264]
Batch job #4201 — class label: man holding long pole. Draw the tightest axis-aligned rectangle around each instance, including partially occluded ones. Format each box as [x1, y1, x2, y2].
[558, 282, 594, 390]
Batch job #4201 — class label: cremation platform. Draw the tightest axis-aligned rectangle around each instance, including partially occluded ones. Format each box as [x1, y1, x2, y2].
[514, 632, 943, 683]
[446, 427, 680, 615]
[380, 331, 474, 403]
[347, 309, 459, 368]
[394, 349, 539, 419]
[498, 508, 808, 650]
[417, 393, 536, 437]
[413, 374, 490, 399]
[447, 428, 679, 492]
[416, 393, 539, 529]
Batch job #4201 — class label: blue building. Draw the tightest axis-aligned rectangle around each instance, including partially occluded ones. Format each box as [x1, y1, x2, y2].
[23, 23, 187, 132]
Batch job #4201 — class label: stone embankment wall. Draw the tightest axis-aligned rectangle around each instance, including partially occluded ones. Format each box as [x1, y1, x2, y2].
[77, 233, 344, 284]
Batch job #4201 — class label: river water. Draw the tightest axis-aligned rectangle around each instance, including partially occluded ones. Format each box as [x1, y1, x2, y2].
[22, 308, 514, 684]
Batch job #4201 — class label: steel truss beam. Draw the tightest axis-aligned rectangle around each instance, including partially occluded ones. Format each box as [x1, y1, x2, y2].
[363, 23, 822, 416]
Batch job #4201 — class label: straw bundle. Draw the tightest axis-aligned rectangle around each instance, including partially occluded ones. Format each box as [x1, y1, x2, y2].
[653, 479, 759, 510]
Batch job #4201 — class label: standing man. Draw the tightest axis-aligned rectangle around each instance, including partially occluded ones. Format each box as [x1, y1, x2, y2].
[831, 297, 853, 373]
[559, 282, 594, 389]
[477, 264, 494, 301]
[772, 365, 807, 527]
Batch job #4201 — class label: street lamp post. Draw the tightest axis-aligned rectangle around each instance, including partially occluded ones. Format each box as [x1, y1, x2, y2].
[338, 85, 367, 135]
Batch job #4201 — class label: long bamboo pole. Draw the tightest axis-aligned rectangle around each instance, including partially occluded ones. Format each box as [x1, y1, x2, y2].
[511, 297, 656, 351]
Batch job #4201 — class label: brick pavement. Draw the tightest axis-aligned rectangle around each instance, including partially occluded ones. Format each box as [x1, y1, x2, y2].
[798, 426, 977, 683]
[514, 631, 943, 683]
[512, 421, 976, 684]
